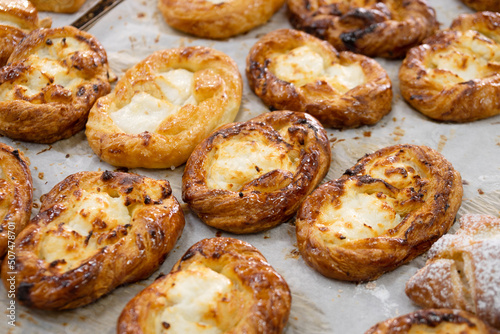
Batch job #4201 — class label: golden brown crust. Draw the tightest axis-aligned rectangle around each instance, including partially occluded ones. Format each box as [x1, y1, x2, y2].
[0, 0, 51, 66]
[246, 29, 392, 129]
[405, 214, 500, 329]
[0, 26, 112, 144]
[86, 47, 243, 169]
[365, 309, 499, 334]
[296, 144, 463, 282]
[460, 0, 500, 12]
[0, 143, 32, 258]
[30, 0, 87, 13]
[0, 171, 185, 310]
[399, 12, 500, 122]
[117, 237, 291, 334]
[286, 0, 439, 59]
[182, 110, 331, 234]
[158, 0, 285, 39]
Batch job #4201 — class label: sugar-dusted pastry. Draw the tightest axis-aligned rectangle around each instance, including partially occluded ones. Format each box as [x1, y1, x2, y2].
[0, 171, 185, 310]
[400, 11, 500, 122]
[117, 237, 291, 334]
[158, 0, 285, 39]
[86, 47, 242, 169]
[182, 110, 331, 234]
[406, 214, 500, 329]
[460, 0, 500, 12]
[0, 143, 32, 258]
[287, 0, 438, 59]
[30, 0, 87, 13]
[365, 309, 499, 334]
[0, 26, 112, 144]
[296, 144, 463, 282]
[246, 29, 392, 129]
[0, 0, 51, 66]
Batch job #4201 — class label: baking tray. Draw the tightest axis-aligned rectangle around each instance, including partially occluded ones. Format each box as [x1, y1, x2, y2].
[2, 0, 500, 333]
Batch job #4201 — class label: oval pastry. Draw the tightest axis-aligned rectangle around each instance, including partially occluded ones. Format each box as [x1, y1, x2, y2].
[287, 0, 439, 59]
[246, 29, 392, 129]
[399, 12, 500, 122]
[0, 143, 32, 258]
[0, 26, 112, 144]
[460, 0, 500, 12]
[296, 144, 463, 282]
[0, 171, 185, 310]
[0, 0, 51, 66]
[86, 47, 242, 169]
[406, 214, 500, 329]
[30, 0, 87, 13]
[182, 110, 331, 234]
[365, 309, 499, 334]
[158, 0, 285, 39]
[117, 237, 291, 334]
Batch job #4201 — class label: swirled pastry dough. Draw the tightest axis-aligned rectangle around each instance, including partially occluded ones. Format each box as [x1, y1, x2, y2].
[296, 144, 463, 282]
[287, 0, 438, 59]
[0, 143, 32, 258]
[246, 29, 392, 129]
[0, 0, 51, 66]
[182, 110, 331, 234]
[406, 214, 500, 329]
[30, 0, 87, 13]
[399, 12, 500, 122]
[0, 171, 185, 310]
[158, 0, 285, 39]
[117, 237, 291, 334]
[86, 47, 242, 169]
[460, 0, 500, 12]
[365, 309, 499, 334]
[0, 26, 112, 144]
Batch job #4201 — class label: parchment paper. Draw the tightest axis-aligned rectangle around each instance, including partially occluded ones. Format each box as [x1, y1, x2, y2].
[2, 0, 500, 333]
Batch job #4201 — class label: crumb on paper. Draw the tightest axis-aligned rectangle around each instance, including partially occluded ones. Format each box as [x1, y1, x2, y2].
[478, 188, 485, 195]
[365, 282, 377, 290]
[38, 172, 44, 180]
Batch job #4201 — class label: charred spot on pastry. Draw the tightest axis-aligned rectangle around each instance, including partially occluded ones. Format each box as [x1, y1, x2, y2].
[101, 170, 114, 181]
[162, 321, 170, 329]
[17, 282, 34, 304]
[144, 195, 152, 204]
[45, 39, 53, 45]
[76, 87, 86, 97]
[340, 24, 378, 51]
[412, 310, 476, 327]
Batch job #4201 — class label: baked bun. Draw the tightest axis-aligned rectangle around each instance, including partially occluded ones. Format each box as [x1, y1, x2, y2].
[182, 110, 331, 234]
[30, 0, 87, 13]
[460, 0, 500, 12]
[0, 0, 51, 66]
[0, 171, 185, 310]
[86, 47, 242, 169]
[365, 309, 499, 334]
[399, 12, 500, 122]
[246, 29, 392, 129]
[0, 26, 112, 144]
[296, 144, 463, 282]
[287, 0, 439, 59]
[406, 214, 500, 329]
[0, 143, 32, 258]
[117, 237, 291, 334]
[158, 0, 285, 39]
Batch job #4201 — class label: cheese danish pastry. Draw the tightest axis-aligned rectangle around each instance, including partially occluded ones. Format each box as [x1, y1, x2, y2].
[296, 144, 463, 282]
[1, 171, 185, 310]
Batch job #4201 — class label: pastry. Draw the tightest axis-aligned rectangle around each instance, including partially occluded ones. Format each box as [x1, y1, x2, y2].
[246, 29, 392, 129]
[365, 308, 499, 334]
[0, 143, 32, 258]
[30, 0, 87, 13]
[117, 237, 291, 334]
[158, 0, 285, 39]
[460, 0, 500, 12]
[0, 0, 51, 66]
[296, 144, 463, 282]
[286, 0, 439, 59]
[86, 46, 242, 169]
[182, 110, 331, 234]
[399, 12, 500, 122]
[0, 26, 113, 144]
[0, 171, 185, 310]
[406, 214, 500, 329]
